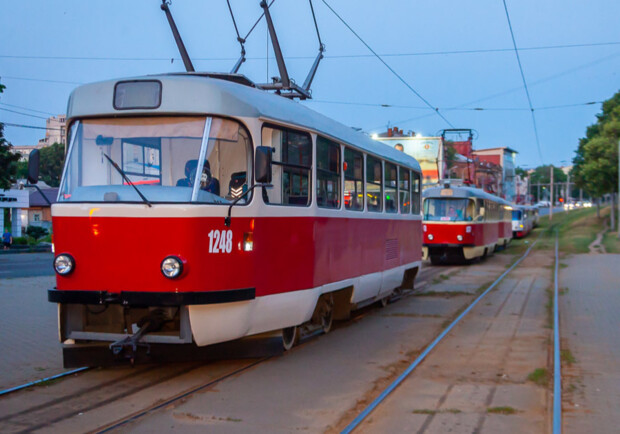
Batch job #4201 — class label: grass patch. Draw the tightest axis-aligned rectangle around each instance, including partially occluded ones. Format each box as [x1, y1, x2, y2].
[555, 206, 610, 254]
[431, 274, 452, 284]
[559, 287, 569, 295]
[545, 288, 553, 329]
[487, 406, 518, 415]
[602, 230, 620, 253]
[412, 409, 436, 415]
[412, 408, 461, 415]
[527, 368, 551, 387]
[561, 349, 577, 365]
[35, 377, 61, 387]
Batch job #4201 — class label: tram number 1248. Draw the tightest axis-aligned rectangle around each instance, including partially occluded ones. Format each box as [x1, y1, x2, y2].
[208, 229, 233, 254]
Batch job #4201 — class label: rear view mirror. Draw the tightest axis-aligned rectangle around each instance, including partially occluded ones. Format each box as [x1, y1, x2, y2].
[255, 146, 272, 184]
[27, 149, 40, 184]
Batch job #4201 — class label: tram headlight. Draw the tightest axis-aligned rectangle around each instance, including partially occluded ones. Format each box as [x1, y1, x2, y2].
[428, 234, 434, 241]
[54, 254, 75, 275]
[161, 256, 183, 279]
[457, 235, 463, 241]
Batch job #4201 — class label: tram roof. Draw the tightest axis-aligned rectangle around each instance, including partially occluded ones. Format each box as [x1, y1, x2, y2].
[66, 73, 421, 172]
[423, 185, 506, 202]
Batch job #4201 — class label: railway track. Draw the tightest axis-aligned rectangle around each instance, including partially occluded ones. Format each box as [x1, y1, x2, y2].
[0, 264, 450, 433]
[340, 231, 553, 433]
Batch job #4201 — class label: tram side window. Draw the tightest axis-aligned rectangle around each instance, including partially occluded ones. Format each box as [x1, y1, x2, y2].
[344, 147, 364, 211]
[316, 136, 341, 209]
[411, 172, 421, 214]
[385, 162, 397, 213]
[475, 199, 485, 221]
[399, 168, 410, 214]
[261, 126, 312, 206]
[366, 155, 382, 212]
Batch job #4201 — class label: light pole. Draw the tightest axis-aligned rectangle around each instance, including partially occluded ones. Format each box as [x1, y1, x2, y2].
[550, 165, 554, 221]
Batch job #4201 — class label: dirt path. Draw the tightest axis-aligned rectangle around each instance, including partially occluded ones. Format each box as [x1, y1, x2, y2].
[560, 254, 620, 434]
[356, 249, 553, 433]
[588, 218, 609, 254]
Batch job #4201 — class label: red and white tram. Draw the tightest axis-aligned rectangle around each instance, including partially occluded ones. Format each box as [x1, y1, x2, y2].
[29, 74, 423, 365]
[422, 183, 508, 264]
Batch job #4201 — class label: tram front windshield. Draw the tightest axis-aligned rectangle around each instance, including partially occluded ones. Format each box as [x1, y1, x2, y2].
[58, 116, 252, 204]
[512, 210, 523, 221]
[424, 198, 473, 221]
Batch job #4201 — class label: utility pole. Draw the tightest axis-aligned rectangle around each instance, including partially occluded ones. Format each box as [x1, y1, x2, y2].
[617, 139, 619, 238]
[550, 165, 554, 221]
[566, 172, 570, 204]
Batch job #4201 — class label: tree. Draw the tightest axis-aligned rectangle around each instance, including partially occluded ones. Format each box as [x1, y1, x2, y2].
[0, 83, 22, 190]
[39, 142, 66, 187]
[572, 90, 619, 223]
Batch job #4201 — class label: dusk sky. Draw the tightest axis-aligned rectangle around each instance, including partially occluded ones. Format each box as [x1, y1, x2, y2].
[1, 0, 619, 168]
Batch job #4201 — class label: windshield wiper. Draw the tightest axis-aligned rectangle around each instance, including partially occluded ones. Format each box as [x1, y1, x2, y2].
[103, 154, 152, 207]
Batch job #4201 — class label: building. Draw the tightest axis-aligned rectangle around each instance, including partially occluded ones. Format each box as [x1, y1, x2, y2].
[0, 189, 29, 237]
[13, 144, 46, 161]
[471, 147, 518, 201]
[26, 188, 58, 230]
[37, 115, 66, 147]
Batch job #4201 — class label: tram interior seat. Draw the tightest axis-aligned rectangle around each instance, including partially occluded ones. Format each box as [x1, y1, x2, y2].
[227, 171, 247, 200]
[176, 160, 220, 195]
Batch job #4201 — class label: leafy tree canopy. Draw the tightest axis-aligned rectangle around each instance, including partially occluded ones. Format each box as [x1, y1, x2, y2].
[528, 165, 567, 185]
[39, 142, 66, 187]
[0, 82, 22, 190]
[572, 90, 619, 196]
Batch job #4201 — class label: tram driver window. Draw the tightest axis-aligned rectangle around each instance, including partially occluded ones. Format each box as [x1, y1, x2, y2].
[316, 136, 341, 209]
[366, 155, 382, 212]
[262, 125, 312, 206]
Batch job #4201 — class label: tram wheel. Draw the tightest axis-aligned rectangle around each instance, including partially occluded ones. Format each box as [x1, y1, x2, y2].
[379, 294, 390, 308]
[318, 293, 334, 334]
[281, 326, 298, 351]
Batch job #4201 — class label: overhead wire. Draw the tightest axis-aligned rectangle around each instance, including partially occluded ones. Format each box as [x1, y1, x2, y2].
[0, 107, 49, 119]
[502, 0, 543, 163]
[2, 41, 618, 61]
[0, 102, 56, 116]
[320, 0, 455, 128]
[1, 122, 62, 131]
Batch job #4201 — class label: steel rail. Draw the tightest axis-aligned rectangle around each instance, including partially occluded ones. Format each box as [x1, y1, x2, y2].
[94, 358, 269, 433]
[341, 235, 542, 433]
[553, 229, 562, 433]
[0, 367, 89, 397]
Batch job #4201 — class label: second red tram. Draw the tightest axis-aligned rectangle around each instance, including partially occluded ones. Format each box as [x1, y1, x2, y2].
[422, 183, 511, 264]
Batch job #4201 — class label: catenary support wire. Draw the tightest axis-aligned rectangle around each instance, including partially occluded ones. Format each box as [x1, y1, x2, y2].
[320, 0, 454, 128]
[502, 0, 544, 163]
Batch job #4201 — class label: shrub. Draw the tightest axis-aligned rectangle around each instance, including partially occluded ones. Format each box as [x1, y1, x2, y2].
[12, 236, 28, 245]
[25, 226, 49, 240]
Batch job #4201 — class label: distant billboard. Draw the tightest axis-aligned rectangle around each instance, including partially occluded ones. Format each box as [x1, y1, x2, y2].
[377, 136, 443, 185]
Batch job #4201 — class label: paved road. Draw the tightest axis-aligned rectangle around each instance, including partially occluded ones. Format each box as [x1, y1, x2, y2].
[561, 254, 620, 434]
[538, 206, 565, 217]
[0, 252, 54, 278]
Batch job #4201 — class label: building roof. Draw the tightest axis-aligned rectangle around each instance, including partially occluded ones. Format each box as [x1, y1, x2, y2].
[67, 73, 421, 172]
[473, 147, 519, 155]
[29, 188, 58, 207]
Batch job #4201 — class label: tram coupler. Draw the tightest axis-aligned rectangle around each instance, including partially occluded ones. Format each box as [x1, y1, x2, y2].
[109, 309, 167, 364]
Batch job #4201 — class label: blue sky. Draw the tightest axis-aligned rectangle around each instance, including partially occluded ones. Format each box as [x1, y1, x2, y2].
[1, 0, 619, 168]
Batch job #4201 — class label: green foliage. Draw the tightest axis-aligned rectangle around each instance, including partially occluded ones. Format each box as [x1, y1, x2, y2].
[25, 225, 49, 240]
[444, 141, 458, 172]
[12, 236, 29, 245]
[529, 165, 567, 185]
[39, 142, 65, 187]
[0, 83, 22, 189]
[0, 124, 21, 190]
[572, 90, 619, 196]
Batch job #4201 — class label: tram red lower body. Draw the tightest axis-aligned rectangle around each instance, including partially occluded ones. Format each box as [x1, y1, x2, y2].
[52, 216, 422, 298]
[423, 222, 498, 247]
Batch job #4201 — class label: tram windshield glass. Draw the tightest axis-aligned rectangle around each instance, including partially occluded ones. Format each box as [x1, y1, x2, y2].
[58, 116, 252, 204]
[423, 198, 474, 221]
[512, 210, 523, 220]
